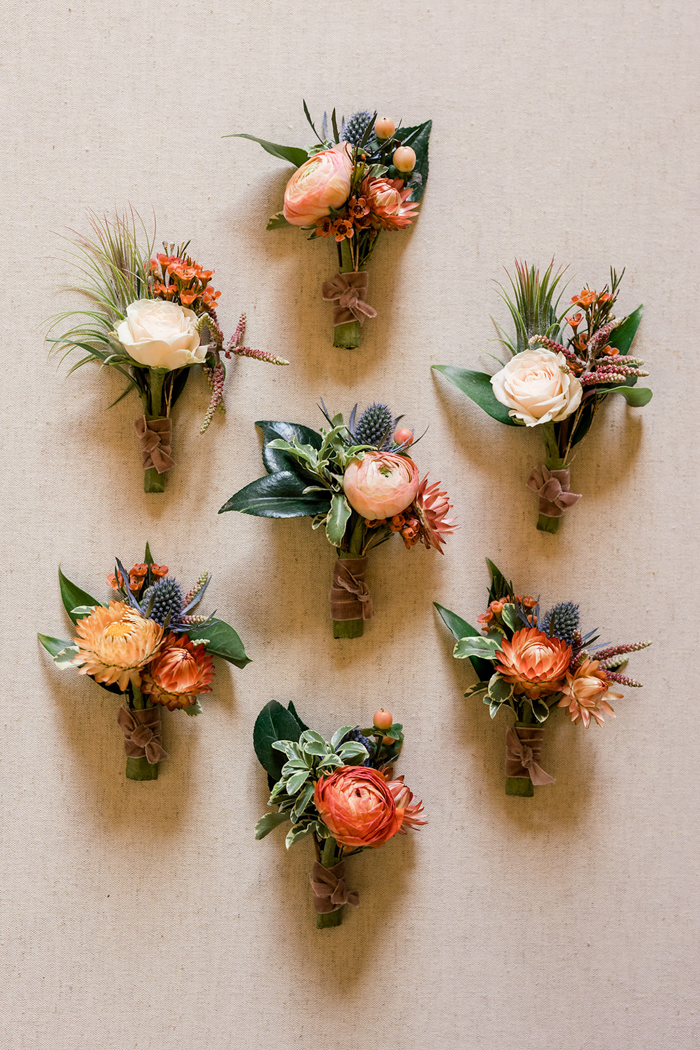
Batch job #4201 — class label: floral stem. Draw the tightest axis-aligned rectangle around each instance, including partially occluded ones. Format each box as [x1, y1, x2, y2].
[125, 683, 158, 782]
[316, 838, 343, 929]
[333, 239, 361, 349]
[143, 368, 169, 494]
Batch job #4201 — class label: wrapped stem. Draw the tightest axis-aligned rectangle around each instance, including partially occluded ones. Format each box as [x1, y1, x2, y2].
[333, 240, 362, 350]
[316, 838, 343, 929]
[125, 684, 159, 781]
[143, 369, 168, 494]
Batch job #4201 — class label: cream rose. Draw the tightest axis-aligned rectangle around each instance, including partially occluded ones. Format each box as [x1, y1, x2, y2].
[116, 300, 205, 371]
[490, 348, 583, 427]
[283, 145, 353, 226]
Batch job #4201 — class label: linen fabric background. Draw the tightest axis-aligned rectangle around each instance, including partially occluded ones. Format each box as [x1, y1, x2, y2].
[1, 1, 698, 1047]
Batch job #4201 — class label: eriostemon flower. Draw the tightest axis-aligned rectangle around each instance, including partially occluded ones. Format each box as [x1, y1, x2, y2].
[72, 601, 164, 691]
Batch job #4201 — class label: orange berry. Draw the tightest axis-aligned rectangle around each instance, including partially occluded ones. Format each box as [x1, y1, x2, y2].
[394, 427, 413, 447]
[393, 146, 416, 172]
[375, 117, 396, 140]
[373, 708, 393, 730]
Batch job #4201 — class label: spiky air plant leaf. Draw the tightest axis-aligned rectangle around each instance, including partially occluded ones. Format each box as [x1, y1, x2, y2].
[495, 259, 569, 356]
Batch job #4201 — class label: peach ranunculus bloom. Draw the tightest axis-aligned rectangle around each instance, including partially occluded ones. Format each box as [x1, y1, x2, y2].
[490, 347, 583, 427]
[557, 657, 623, 727]
[314, 766, 405, 849]
[365, 177, 420, 230]
[72, 601, 164, 691]
[283, 145, 353, 226]
[141, 633, 215, 710]
[343, 451, 420, 521]
[495, 627, 572, 700]
[116, 299, 205, 371]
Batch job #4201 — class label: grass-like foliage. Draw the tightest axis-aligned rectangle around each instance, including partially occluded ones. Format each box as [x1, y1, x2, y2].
[494, 259, 569, 356]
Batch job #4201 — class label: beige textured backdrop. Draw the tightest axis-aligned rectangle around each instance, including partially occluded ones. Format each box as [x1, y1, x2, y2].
[2, 1, 698, 1047]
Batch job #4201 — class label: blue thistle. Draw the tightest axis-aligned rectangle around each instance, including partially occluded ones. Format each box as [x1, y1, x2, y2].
[341, 111, 373, 146]
[543, 602, 580, 645]
[142, 579, 184, 627]
[353, 403, 395, 449]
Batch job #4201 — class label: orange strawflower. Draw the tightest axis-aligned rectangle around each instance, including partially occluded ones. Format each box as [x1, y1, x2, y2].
[495, 627, 571, 699]
[141, 632, 215, 710]
[72, 602, 164, 691]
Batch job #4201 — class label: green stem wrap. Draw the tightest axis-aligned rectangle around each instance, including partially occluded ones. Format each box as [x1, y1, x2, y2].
[316, 838, 343, 929]
[125, 685, 159, 781]
[143, 369, 168, 494]
[535, 423, 567, 534]
[332, 240, 362, 350]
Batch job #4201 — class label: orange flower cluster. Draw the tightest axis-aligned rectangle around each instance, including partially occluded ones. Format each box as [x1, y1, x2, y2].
[150, 253, 221, 314]
[570, 288, 612, 309]
[478, 595, 537, 632]
[108, 562, 168, 595]
[314, 175, 420, 243]
[363, 477, 456, 554]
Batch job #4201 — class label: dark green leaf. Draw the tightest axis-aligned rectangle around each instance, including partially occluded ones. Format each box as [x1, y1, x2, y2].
[227, 133, 309, 168]
[489, 699, 505, 719]
[256, 420, 323, 475]
[433, 602, 494, 681]
[187, 620, 251, 669]
[486, 559, 513, 602]
[58, 567, 103, 625]
[253, 700, 306, 781]
[603, 385, 653, 407]
[218, 471, 332, 517]
[38, 634, 79, 668]
[286, 701, 309, 731]
[487, 675, 513, 704]
[254, 811, 290, 840]
[432, 366, 519, 426]
[613, 305, 643, 356]
[144, 542, 153, 564]
[394, 120, 431, 201]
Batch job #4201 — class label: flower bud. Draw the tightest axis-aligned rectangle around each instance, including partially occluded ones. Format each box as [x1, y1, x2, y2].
[374, 116, 395, 140]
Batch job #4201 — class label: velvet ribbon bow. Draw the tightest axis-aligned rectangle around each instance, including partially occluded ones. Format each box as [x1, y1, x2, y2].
[505, 726, 555, 786]
[309, 861, 360, 914]
[329, 557, 373, 621]
[134, 416, 175, 474]
[526, 465, 582, 518]
[117, 706, 169, 765]
[322, 272, 377, 327]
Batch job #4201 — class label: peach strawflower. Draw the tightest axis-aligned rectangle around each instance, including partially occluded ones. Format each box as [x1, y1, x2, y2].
[495, 627, 572, 699]
[557, 657, 623, 727]
[314, 766, 404, 849]
[365, 177, 420, 230]
[141, 632, 215, 710]
[387, 775, 427, 833]
[412, 475, 457, 553]
[72, 601, 164, 691]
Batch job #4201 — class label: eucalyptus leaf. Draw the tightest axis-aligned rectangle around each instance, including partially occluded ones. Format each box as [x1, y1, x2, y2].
[227, 133, 309, 168]
[432, 366, 519, 426]
[254, 811, 290, 840]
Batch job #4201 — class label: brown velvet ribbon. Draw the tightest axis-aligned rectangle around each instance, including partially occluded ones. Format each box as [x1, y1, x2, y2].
[134, 416, 175, 474]
[505, 726, 555, 786]
[309, 861, 360, 914]
[322, 271, 378, 327]
[330, 557, 373, 622]
[526, 465, 582, 518]
[117, 706, 169, 765]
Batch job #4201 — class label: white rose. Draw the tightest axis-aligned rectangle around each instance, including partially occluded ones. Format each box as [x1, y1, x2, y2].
[490, 347, 583, 427]
[116, 299, 204, 371]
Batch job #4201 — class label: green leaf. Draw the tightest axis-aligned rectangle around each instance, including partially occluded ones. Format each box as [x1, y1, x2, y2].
[530, 698, 551, 723]
[58, 567, 104, 625]
[331, 725, 355, 749]
[187, 620, 250, 669]
[613, 305, 643, 356]
[254, 811, 290, 840]
[253, 700, 306, 781]
[394, 120, 432, 201]
[453, 636, 501, 660]
[266, 212, 290, 230]
[432, 365, 519, 426]
[500, 604, 520, 632]
[291, 782, 315, 822]
[227, 133, 309, 168]
[256, 420, 324, 475]
[325, 493, 352, 547]
[144, 542, 153, 564]
[285, 769, 310, 794]
[285, 822, 314, 849]
[486, 559, 513, 602]
[487, 674, 513, 704]
[182, 700, 203, 716]
[603, 385, 653, 407]
[218, 471, 332, 518]
[38, 634, 79, 669]
[464, 682, 488, 699]
[433, 603, 494, 681]
[337, 741, 369, 763]
[489, 699, 505, 719]
[286, 701, 309, 732]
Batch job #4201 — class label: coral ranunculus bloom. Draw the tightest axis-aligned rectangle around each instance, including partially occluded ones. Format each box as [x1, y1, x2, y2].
[141, 633, 215, 710]
[72, 601, 164, 691]
[495, 627, 572, 699]
[315, 767, 405, 849]
[557, 657, 623, 727]
[283, 145, 353, 226]
[343, 451, 420, 520]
